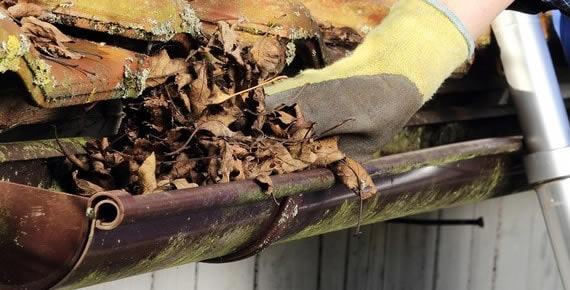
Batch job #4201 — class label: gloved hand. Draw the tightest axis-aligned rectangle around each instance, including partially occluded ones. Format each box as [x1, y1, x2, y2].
[265, 0, 474, 162]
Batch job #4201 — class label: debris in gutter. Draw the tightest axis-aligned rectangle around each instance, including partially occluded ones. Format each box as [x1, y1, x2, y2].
[63, 20, 376, 199]
[0, 0, 377, 200]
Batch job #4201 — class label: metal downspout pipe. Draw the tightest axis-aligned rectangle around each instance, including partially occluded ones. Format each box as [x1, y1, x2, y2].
[493, 11, 570, 288]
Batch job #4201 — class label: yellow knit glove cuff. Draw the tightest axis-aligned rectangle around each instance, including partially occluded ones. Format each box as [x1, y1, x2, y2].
[266, 0, 472, 101]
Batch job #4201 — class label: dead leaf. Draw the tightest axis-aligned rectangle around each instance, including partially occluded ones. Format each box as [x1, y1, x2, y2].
[331, 158, 377, 200]
[210, 85, 233, 104]
[277, 111, 296, 125]
[172, 178, 199, 189]
[178, 90, 192, 113]
[167, 153, 196, 179]
[7, 2, 44, 19]
[255, 174, 274, 195]
[251, 37, 286, 77]
[190, 62, 211, 117]
[199, 120, 235, 138]
[312, 137, 345, 166]
[218, 21, 244, 65]
[146, 50, 189, 87]
[72, 170, 105, 196]
[264, 142, 310, 174]
[138, 152, 157, 194]
[20, 17, 82, 59]
[175, 73, 193, 90]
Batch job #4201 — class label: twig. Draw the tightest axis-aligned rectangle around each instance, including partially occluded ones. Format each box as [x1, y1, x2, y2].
[69, 48, 103, 59]
[227, 76, 288, 99]
[270, 192, 280, 206]
[337, 158, 366, 236]
[354, 198, 363, 236]
[53, 125, 89, 171]
[316, 117, 356, 139]
[161, 155, 222, 165]
[165, 123, 207, 156]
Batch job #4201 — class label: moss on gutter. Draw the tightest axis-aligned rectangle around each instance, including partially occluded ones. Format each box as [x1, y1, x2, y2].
[70, 222, 260, 288]
[286, 160, 506, 241]
[0, 137, 89, 162]
[375, 127, 425, 158]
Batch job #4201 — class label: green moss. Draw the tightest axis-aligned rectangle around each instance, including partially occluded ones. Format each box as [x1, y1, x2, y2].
[0, 137, 88, 162]
[375, 127, 424, 157]
[284, 159, 506, 242]
[289, 200, 358, 241]
[384, 151, 478, 176]
[71, 271, 107, 289]
[68, 222, 260, 288]
[235, 175, 334, 205]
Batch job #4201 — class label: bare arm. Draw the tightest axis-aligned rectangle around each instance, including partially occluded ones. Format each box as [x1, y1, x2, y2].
[441, 0, 515, 39]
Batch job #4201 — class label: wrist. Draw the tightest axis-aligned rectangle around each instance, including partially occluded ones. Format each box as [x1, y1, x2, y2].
[438, 0, 515, 39]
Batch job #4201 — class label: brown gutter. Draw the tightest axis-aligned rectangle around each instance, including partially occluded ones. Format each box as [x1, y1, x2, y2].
[0, 136, 525, 289]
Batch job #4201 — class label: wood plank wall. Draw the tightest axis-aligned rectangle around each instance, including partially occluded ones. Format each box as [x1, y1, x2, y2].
[81, 191, 563, 290]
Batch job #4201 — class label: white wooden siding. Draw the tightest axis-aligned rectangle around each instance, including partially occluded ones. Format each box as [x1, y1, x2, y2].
[81, 191, 564, 290]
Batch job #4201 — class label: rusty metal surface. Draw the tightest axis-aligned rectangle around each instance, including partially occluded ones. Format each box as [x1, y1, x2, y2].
[40, 137, 522, 288]
[0, 182, 89, 290]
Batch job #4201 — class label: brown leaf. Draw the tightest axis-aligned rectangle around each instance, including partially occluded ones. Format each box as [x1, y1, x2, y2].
[178, 90, 192, 113]
[91, 160, 111, 176]
[20, 17, 82, 59]
[255, 174, 274, 195]
[167, 153, 197, 180]
[146, 50, 189, 87]
[251, 37, 286, 77]
[175, 73, 193, 90]
[7, 2, 44, 19]
[265, 142, 310, 174]
[218, 22, 244, 65]
[277, 111, 296, 125]
[172, 178, 199, 189]
[72, 170, 105, 196]
[210, 85, 233, 105]
[138, 152, 158, 194]
[312, 137, 345, 166]
[190, 62, 211, 117]
[218, 141, 235, 183]
[198, 120, 235, 138]
[331, 158, 377, 200]
[269, 122, 288, 138]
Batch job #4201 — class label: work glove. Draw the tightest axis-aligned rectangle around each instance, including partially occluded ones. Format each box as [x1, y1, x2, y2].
[265, 0, 474, 162]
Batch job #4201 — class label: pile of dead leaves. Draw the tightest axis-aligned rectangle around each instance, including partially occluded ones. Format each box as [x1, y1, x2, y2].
[3, 2, 376, 200]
